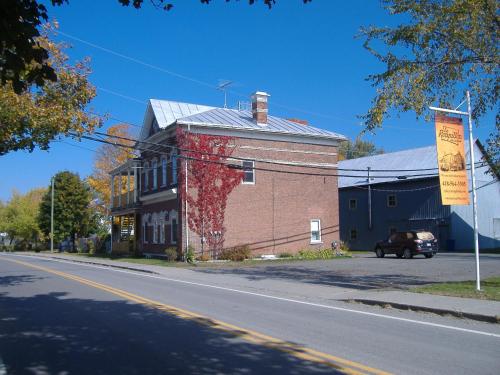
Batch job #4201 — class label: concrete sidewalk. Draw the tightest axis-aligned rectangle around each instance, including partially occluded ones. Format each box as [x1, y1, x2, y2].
[14, 252, 500, 324]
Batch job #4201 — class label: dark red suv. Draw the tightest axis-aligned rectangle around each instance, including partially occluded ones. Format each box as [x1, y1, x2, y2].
[374, 231, 438, 259]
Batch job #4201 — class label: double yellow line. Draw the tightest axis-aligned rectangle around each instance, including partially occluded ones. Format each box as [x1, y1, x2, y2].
[5, 257, 391, 375]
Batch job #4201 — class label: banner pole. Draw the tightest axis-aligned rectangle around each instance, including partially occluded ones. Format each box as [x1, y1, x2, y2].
[466, 91, 480, 291]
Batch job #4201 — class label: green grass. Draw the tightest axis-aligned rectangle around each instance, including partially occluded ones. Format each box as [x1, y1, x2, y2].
[412, 277, 500, 301]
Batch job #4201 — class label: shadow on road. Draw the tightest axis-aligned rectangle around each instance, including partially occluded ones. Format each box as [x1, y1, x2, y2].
[0, 288, 341, 374]
[193, 265, 432, 290]
[0, 274, 44, 287]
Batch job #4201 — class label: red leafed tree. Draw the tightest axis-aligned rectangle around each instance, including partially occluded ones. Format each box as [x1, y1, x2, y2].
[177, 128, 243, 258]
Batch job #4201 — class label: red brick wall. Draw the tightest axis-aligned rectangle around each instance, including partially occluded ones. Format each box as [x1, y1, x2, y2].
[183, 136, 340, 256]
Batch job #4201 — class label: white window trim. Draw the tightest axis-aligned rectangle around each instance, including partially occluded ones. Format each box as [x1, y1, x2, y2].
[310, 219, 322, 244]
[387, 194, 397, 208]
[242, 160, 255, 185]
[143, 162, 149, 192]
[161, 157, 168, 187]
[349, 199, 357, 210]
[152, 159, 158, 190]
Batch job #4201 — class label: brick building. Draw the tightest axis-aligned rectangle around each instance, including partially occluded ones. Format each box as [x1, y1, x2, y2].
[110, 92, 346, 258]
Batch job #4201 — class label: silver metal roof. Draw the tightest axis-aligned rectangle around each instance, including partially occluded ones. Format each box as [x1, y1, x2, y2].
[339, 143, 473, 188]
[147, 99, 346, 141]
[150, 99, 214, 128]
[177, 107, 346, 140]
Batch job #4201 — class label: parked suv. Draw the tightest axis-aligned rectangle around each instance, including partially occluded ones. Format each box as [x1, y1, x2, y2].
[374, 231, 438, 259]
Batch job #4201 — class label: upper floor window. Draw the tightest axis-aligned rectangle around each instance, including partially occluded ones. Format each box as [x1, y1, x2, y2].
[161, 157, 167, 186]
[143, 162, 149, 191]
[387, 194, 397, 207]
[152, 160, 158, 190]
[310, 219, 321, 243]
[349, 199, 357, 210]
[171, 152, 178, 185]
[242, 160, 255, 184]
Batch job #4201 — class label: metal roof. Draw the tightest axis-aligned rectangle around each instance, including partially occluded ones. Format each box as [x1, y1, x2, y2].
[339, 143, 473, 188]
[150, 99, 214, 128]
[147, 99, 346, 141]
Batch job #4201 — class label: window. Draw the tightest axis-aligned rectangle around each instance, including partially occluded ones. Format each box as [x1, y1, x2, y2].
[310, 219, 321, 243]
[160, 221, 165, 244]
[387, 194, 397, 207]
[171, 218, 178, 244]
[242, 160, 255, 184]
[144, 162, 149, 191]
[171, 152, 178, 185]
[349, 199, 357, 210]
[152, 160, 158, 189]
[153, 219, 158, 244]
[143, 223, 147, 243]
[161, 157, 167, 186]
[350, 229, 357, 240]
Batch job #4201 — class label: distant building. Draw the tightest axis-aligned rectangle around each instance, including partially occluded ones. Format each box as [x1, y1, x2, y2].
[110, 91, 346, 257]
[338, 140, 500, 251]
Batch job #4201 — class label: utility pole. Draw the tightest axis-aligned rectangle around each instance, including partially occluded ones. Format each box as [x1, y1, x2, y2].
[466, 91, 480, 291]
[429, 90, 480, 291]
[50, 177, 54, 253]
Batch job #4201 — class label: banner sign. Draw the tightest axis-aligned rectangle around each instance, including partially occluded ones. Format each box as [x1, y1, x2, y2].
[435, 115, 469, 205]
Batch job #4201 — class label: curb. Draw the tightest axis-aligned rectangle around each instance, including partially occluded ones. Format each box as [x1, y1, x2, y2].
[344, 298, 500, 324]
[26, 254, 160, 275]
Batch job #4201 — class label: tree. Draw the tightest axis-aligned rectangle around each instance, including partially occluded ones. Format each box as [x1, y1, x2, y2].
[0, 188, 46, 249]
[338, 138, 384, 160]
[0, 21, 101, 155]
[87, 123, 136, 214]
[360, 0, 499, 163]
[38, 171, 98, 250]
[177, 128, 243, 258]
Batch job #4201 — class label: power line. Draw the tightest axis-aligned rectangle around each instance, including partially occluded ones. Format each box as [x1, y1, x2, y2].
[92, 130, 488, 174]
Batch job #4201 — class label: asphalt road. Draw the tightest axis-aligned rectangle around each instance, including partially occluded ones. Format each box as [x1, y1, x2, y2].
[192, 253, 500, 290]
[1, 254, 499, 375]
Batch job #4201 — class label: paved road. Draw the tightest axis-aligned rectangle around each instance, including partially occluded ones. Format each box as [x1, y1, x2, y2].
[1, 254, 499, 375]
[193, 253, 500, 290]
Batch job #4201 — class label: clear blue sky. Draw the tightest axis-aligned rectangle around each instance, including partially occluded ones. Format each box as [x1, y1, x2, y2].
[0, 0, 495, 201]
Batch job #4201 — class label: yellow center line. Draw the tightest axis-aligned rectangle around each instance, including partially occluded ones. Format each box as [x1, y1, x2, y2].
[3, 257, 392, 375]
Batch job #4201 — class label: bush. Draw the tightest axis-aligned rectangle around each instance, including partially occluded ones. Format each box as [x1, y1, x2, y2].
[196, 253, 210, 262]
[278, 252, 293, 258]
[164, 247, 178, 262]
[87, 239, 96, 255]
[219, 245, 251, 262]
[298, 248, 335, 260]
[185, 245, 195, 263]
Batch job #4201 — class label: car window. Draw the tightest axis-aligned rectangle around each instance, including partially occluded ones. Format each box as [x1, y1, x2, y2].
[416, 232, 435, 240]
[389, 233, 398, 242]
[406, 232, 415, 240]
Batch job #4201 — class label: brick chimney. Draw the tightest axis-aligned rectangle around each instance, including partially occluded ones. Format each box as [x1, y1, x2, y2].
[251, 91, 270, 126]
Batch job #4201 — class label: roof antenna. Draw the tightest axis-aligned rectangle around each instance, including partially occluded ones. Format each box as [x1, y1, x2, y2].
[217, 80, 233, 108]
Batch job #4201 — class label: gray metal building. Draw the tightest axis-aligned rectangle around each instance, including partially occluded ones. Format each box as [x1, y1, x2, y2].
[339, 140, 499, 251]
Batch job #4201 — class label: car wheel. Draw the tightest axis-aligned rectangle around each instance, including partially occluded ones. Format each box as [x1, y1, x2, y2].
[396, 252, 403, 258]
[375, 247, 385, 258]
[403, 248, 413, 259]
[425, 254, 434, 258]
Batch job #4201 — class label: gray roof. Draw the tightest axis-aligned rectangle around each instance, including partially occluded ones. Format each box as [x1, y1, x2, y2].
[339, 143, 474, 188]
[148, 99, 346, 141]
[150, 99, 214, 128]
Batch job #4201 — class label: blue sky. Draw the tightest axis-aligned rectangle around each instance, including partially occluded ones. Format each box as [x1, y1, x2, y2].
[0, 0, 495, 201]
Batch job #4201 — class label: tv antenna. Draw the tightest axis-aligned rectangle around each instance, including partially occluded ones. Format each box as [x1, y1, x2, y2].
[217, 80, 233, 108]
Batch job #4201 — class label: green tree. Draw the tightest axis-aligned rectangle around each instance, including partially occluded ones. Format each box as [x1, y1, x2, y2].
[360, 0, 499, 163]
[0, 188, 46, 249]
[338, 138, 384, 160]
[38, 171, 98, 250]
